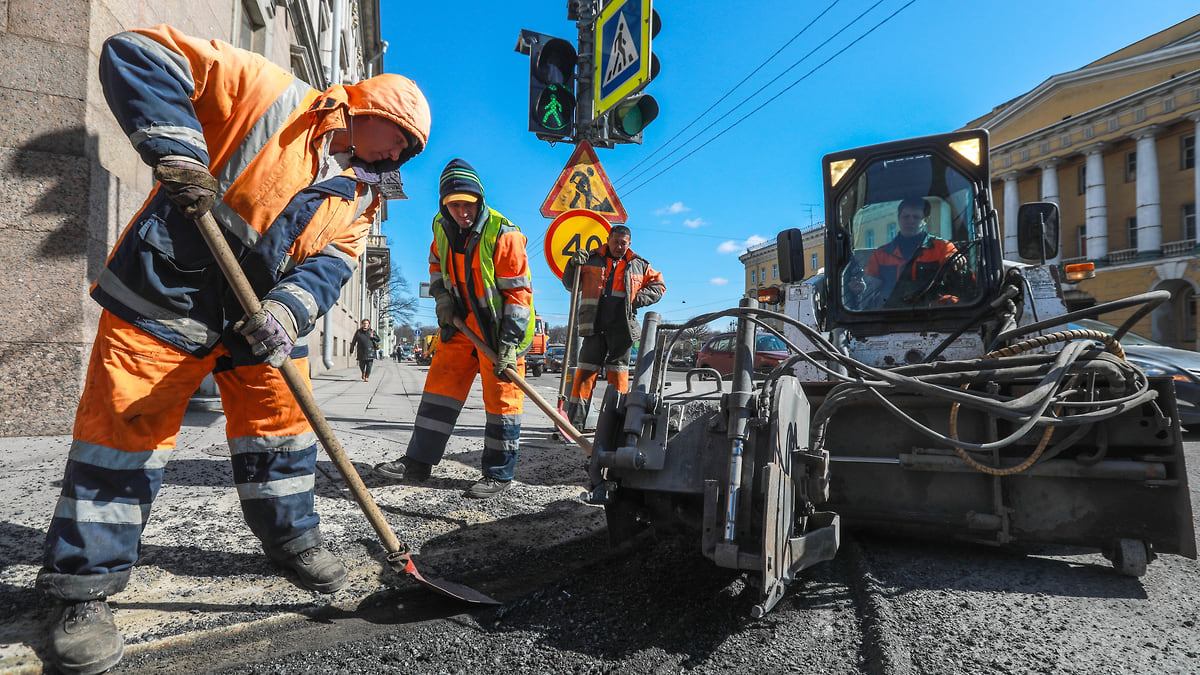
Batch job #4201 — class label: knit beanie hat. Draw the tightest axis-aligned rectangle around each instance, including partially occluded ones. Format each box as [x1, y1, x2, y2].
[439, 159, 484, 205]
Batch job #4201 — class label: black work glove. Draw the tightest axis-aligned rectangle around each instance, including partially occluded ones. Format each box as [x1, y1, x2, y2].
[435, 295, 458, 342]
[154, 155, 218, 219]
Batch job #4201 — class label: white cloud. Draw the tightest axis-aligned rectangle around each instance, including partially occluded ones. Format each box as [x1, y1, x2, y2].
[654, 202, 690, 216]
[682, 217, 706, 229]
[718, 234, 768, 254]
[710, 277, 729, 286]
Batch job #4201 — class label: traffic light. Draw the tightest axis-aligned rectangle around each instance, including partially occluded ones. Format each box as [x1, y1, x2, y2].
[602, 7, 661, 144]
[606, 93, 658, 144]
[528, 36, 577, 140]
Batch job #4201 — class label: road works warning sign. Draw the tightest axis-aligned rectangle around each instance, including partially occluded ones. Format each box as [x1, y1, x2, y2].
[540, 142, 628, 224]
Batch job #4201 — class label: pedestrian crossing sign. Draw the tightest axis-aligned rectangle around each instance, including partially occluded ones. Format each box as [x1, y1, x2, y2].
[540, 141, 628, 223]
[594, 0, 654, 116]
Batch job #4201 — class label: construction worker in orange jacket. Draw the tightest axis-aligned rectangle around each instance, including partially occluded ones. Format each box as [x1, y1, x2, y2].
[37, 25, 430, 674]
[856, 197, 962, 309]
[561, 225, 666, 429]
[374, 159, 536, 499]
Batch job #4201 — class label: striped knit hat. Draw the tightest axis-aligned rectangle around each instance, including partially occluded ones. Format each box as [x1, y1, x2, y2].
[438, 159, 484, 205]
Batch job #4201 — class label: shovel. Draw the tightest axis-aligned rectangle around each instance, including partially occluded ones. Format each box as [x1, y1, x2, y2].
[192, 210, 499, 605]
[452, 317, 593, 456]
[555, 270, 582, 436]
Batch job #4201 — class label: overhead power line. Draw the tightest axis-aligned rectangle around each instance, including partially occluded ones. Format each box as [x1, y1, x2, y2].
[614, 0, 842, 185]
[618, 0, 917, 196]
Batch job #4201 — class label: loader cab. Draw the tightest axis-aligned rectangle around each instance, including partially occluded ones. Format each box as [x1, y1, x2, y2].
[821, 129, 1002, 334]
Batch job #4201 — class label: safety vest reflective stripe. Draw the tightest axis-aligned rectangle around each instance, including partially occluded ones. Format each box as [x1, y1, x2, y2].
[69, 440, 173, 470]
[235, 474, 315, 500]
[228, 432, 318, 454]
[53, 497, 150, 525]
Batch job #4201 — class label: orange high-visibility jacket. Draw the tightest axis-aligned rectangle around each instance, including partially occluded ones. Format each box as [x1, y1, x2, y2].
[94, 25, 430, 356]
[563, 244, 665, 339]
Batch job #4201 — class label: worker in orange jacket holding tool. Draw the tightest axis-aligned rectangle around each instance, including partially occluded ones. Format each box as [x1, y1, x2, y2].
[374, 159, 536, 499]
[561, 225, 666, 429]
[36, 25, 430, 674]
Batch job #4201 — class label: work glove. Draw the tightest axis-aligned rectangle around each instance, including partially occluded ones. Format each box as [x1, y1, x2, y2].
[233, 300, 298, 368]
[154, 155, 219, 219]
[435, 295, 458, 342]
[493, 342, 520, 380]
[572, 248, 592, 266]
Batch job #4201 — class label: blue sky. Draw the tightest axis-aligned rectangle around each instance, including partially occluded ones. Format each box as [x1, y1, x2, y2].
[380, 0, 1199, 330]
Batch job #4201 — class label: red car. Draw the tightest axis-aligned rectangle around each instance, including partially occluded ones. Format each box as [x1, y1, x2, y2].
[696, 332, 790, 377]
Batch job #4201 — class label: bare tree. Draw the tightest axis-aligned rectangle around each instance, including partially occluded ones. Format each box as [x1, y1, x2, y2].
[382, 261, 418, 327]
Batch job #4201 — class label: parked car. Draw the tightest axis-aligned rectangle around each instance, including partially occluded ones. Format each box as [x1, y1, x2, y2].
[1069, 318, 1200, 428]
[696, 332, 790, 377]
[545, 345, 566, 373]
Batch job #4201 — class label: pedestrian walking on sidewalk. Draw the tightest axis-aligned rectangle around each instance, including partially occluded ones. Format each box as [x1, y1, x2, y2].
[350, 319, 381, 380]
[35, 25, 430, 675]
[561, 225, 666, 428]
[374, 159, 535, 499]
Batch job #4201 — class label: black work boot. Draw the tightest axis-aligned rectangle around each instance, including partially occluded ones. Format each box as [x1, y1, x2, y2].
[49, 599, 124, 675]
[373, 456, 432, 482]
[279, 546, 350, 593]
[465, 476, 511, 499]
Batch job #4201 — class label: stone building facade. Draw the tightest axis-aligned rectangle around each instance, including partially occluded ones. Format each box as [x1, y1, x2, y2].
[0, 1, 389, 435]
[970, 14, 1200, 349]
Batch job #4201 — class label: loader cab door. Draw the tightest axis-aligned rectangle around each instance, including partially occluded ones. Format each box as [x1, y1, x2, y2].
[823, 129, 1001, 332]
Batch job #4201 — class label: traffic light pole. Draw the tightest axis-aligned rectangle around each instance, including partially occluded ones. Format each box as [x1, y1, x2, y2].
[574, 0, 613, 148]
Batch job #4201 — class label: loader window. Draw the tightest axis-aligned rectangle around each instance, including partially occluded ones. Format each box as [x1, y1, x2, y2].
[836, 152, 983, 312]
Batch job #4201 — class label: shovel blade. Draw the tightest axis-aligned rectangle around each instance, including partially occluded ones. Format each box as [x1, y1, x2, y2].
[389, 552, 501, 605]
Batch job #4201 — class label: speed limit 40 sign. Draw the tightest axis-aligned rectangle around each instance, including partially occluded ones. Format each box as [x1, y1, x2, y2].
[543, 209, 612, 280]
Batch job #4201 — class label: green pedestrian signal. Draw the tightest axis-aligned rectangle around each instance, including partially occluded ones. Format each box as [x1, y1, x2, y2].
[524, 34, 577, 140]
[536, 83, 575, 133]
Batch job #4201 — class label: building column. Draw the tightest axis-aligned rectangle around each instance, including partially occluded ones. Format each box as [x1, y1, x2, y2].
[1083, 142, 1109, 261]
[1001, 171, 1020, 260]
[1190, 114, 1200, 245]
[1134, 125, 1162, 254]
[1038, 159, 1061, 263]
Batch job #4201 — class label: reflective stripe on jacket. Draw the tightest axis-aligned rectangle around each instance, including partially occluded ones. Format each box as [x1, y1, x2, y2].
[563, 244, 666, 339]
[94, 26, 392, 355]
[430, 208, 535, 352]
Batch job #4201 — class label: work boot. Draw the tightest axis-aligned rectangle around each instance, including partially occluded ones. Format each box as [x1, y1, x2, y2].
[373, 456, 432, 482]
[49, 599, 124, 675]
[279, 546, 350, 593]
[465, 476, 511, 499]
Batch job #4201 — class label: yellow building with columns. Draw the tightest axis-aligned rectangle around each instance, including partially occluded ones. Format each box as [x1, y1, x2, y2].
[968, 14, 1200, 348]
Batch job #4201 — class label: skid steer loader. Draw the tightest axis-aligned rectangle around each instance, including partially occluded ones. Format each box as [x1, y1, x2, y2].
[583, 129, 1196, 616]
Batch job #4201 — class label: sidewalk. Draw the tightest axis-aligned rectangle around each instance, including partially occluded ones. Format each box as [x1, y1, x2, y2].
[0, 360, 599, 673]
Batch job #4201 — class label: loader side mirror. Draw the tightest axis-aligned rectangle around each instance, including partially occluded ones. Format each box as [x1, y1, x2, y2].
[777, 228, 806, 283]
[1016, 202, 1060, 262]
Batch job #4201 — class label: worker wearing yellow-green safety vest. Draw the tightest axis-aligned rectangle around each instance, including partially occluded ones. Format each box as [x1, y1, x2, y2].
[375, 159, 535, 498]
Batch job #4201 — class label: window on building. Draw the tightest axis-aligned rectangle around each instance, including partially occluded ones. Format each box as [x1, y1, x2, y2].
[238, 0, 267, 54]
[1185, 203, 1197, 241]
[1125, 151, 1137, 182]
[760, 268, 766, 285]
[887, 223, 896, 240]
[865, 230, 875, 247]
[751, 270, 757, 284]
[1078, 225, 1087, 257]
[1127, 217, 1138, 249]
[810, 252, 818, 270]
[1183, 134, 1195, 170]
[1077, 163, 1086, 195]
[772, 264, 778, 279]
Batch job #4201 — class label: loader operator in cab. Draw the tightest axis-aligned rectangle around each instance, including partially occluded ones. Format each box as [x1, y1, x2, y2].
[849, 197, 964, 309]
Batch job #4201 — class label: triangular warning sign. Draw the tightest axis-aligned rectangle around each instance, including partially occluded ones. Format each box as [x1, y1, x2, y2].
[540, 142, 628, 224]
[602, 11, 639, 88]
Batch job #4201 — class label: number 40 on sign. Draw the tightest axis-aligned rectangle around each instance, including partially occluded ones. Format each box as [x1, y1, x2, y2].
[543, 209, 612, 281]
